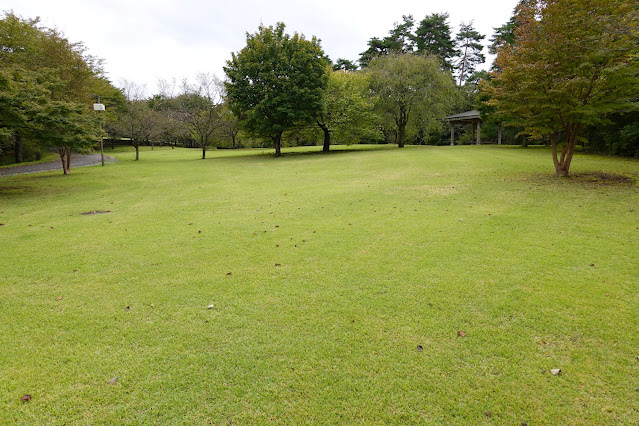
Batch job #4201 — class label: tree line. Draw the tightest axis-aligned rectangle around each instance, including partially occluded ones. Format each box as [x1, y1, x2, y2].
[1, 2, 638, 176]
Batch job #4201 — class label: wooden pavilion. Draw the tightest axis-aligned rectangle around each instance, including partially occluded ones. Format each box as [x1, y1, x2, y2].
[445, 110, 482, 146]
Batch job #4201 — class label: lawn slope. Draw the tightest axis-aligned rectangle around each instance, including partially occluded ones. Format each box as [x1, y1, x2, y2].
[1, 145, 638, 424]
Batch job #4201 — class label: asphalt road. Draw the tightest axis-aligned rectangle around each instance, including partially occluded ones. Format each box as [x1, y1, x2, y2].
[0, 154, 116, 177]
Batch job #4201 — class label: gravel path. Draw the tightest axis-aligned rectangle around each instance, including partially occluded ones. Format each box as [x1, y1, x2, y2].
[0, 154, 117, 177]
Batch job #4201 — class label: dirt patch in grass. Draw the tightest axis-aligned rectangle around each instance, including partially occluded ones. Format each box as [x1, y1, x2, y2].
[571, 172, 636, 186]
[0, 186, 29, 194]
[80, 210, 111, 215]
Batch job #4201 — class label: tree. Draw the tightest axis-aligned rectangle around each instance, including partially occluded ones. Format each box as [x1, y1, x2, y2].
[333, 58, 358, 71]
[485, 0, 639, 176]
[219, 107, 242, 149]
[174, 74, 225, 159]
[0, 12, 120, 171]
[224, 22, 328, 156]
[35, 100, 101, 174]
[315, 69, 382, 152]
[359, 15, 415, 67]
[414, 13, 457, 71]
[455, 21, 485, 86]
[0, 67, 49, 162]
[368, 53, 456, 147]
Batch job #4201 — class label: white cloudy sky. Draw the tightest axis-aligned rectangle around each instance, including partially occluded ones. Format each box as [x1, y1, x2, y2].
[4, 0, 519, 95]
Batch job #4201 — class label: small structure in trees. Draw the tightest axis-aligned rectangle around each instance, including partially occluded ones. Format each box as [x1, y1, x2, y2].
[446, 110, 482, 145]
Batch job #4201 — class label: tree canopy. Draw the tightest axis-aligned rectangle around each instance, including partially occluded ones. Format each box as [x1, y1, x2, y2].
[414, 13, 457, 71]
[485, 0, 639, 176]
[0, 11, 122, 173]
[368, 53, 456, 148]
[224, 23, 329, 156]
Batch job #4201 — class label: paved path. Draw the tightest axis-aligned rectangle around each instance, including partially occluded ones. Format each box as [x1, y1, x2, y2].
[0, 154, 117, 177]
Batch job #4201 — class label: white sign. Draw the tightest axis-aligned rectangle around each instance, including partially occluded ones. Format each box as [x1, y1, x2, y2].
[93, 103, 106, 111]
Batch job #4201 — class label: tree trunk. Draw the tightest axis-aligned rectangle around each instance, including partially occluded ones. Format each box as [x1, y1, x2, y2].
[135, 145, 139, 161]
[397, 124, 405, 148]
[14, 134, 23, 164]
[58, 147, 70, 175]
[458, 45, 468, 86]
[317, 121, 331, 152]
[551, 132, 571, 177]
[272, 133, 282, 156]
[202, 145, 206, 159]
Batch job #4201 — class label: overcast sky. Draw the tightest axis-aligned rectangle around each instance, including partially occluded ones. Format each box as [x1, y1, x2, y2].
[4, 0, 519, 96]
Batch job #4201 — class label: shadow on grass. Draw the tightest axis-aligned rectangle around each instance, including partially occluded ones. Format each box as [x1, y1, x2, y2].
[205, 144, 407, 164]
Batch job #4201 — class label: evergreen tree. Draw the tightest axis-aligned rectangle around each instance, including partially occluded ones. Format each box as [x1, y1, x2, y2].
[414, 13, 456, 71]
[455, 21, 485, 86]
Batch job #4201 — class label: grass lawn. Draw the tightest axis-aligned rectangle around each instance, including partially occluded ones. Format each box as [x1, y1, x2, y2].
[1, 145, 638, 424]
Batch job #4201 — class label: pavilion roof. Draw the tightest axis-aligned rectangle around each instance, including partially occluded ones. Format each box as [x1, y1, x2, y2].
[445, 110, 481, 122]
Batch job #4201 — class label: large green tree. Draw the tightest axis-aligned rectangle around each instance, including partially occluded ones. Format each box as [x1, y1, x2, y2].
[224, 23, 328, 156]
[359, 15, 416, 67]
[315, 69, 381, 152]
[414, 13, 457, 71]
[0, 12, 120, 171]
[368, 53, 456, 148]
[485, 0, 639, 176]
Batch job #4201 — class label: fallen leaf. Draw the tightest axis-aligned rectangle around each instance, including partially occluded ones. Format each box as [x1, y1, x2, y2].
[125, 306, 130, 311]
[589, 263, 595, 267]
[485, 411, 492, 418]
[107, 377, 119, 385]
[73, 269, 78, 272]
[417, 345, 423, 352]
[226, 272, 232, 276]
[198, 230, 202, 234]
[20, 394, 31, 402]
[457, 330, 467, 337]
[274, 263, 282, 267]
[56, 295, 62, 301]
[550, 368, 561, 376]
[150, 304, 154, 308]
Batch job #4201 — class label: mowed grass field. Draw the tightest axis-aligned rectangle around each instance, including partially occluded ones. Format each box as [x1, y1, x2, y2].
[1, 145, 638, 424]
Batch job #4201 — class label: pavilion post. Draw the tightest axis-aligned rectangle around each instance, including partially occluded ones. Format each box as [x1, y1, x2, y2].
[450, 125, 454, 146]
[477, 121, 481, 145]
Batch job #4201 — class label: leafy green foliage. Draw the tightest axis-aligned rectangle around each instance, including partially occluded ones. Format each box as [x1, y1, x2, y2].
[315, 69, 382, 151]
[368, 53, 456, 147]
[332, 58, 358, 71]
[414, 13, 457, 71]
[224, 22, 329, 156]
[0, 11, 121, 170]
[485, 0, 639, 176]
[359, 15, 416, 68]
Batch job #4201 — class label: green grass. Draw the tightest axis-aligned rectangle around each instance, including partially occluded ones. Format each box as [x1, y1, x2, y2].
[1, 145, 638, 424]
